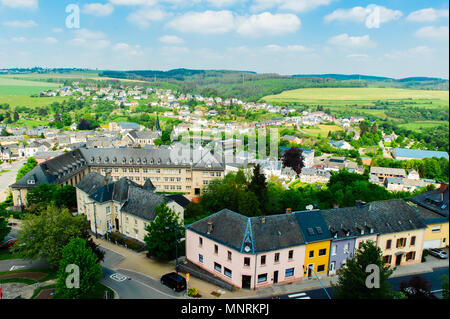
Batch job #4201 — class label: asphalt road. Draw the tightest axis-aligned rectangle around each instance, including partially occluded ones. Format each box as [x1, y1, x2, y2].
[268, 266, 450, 300]
[99, 246, 183, 299]
[0, 159, 25, 202]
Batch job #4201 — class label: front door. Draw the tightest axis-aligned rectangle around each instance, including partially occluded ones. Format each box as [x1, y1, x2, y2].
[330, 261, 335, 273]
[242, 275, 251, 289]
[395, 254, 402, 266]
[273, 271, 278, 284]
[115, 218, 119, 230]
[307, 264, 314, 278]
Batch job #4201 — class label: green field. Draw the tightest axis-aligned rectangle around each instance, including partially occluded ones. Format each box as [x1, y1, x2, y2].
[0, 77, 62, 96]
[300, 124, 343, 137]
[0, 95, 68, 108]
[262, 87, 449, 103]
[398, 120, 449, 131]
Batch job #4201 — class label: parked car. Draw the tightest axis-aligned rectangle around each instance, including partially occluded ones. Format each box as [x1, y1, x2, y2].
[0, 238, 17, 249]
[428, 248, 448, 259]
[160, 272, 186, 292]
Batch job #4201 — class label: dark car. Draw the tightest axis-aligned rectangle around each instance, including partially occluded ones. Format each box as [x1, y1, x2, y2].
[160, 272, 186, 292]
[0, 238, 17, 249]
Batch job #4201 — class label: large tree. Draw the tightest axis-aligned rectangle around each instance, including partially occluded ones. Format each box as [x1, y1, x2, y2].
[56, 238, 102, 299]
[281, 147, 304, 175]
[332, 240, 395, 299]
[16, 157, 38, 181]
[248, 164, 268, 211]
[26, 184, 77, 212]
[144, 203, 184, 261]
[11, 205, 91, 268]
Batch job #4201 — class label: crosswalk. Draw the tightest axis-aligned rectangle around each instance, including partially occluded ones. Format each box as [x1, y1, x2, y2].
[288, 292, 311, 299]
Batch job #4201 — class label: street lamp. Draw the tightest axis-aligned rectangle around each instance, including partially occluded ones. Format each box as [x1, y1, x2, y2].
[165, 224, 179, 274]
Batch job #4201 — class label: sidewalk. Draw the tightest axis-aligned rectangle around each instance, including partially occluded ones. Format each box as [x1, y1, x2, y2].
[93, 236, 449, 299]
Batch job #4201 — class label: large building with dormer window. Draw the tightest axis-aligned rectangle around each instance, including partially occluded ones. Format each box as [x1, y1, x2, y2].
[9, 146, 225, 207]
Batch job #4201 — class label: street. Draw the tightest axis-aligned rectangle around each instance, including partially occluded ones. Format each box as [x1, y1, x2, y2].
[0, 159, 25, 202]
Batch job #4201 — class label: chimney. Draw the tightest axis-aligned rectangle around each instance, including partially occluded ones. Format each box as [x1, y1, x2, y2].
[207, 220, 213, 234]
[286, 208, 292, 214]
[440, 183, 448, 192]
[333, 203, 340, 208]
[261, 215, 266, 224]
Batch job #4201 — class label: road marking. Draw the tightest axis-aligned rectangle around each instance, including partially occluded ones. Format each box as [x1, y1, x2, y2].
[110, 273, 128, 282]
[431, 289, 443, 293]
[297, 296, 311, 299]
[288, 292, 306, 298]
[10, 265, 26, 271]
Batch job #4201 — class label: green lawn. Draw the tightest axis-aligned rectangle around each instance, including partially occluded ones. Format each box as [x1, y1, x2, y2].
[299, 124, 343, 137]
[0, 77, 61, 96]
[0, 95, 68, 108]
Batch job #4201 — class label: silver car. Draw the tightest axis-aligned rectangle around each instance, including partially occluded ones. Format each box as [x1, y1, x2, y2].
[428, 248, 448, 259]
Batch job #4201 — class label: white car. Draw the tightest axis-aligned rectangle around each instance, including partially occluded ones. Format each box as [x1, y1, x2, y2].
[428, 248, 448, 259]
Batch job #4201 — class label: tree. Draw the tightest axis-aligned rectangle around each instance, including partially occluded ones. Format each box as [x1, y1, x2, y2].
[16, 157, 38, 181]
[143, 203, 184, 261]
[56, 238, 102, 299]
[26, 184, 77, 212]
[332, 240, 395, 299]
[0, 215, 10, 243]
[359, 121, 368, 136]
[281, 147, 305, 175]
[11, 205, 89, 268]
[248, 164, 268, 211]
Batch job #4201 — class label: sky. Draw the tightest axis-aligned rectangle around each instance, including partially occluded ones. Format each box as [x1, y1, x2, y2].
[0, 0, 448, 78]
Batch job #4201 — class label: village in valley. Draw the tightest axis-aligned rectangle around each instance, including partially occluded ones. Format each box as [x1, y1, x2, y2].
[0, 0, 448, 307]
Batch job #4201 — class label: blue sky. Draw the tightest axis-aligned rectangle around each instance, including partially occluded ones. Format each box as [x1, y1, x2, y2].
[0, 0, 448, 78]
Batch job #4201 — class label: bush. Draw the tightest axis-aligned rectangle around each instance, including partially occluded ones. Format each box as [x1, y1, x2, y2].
[422, 249, 428, 262]
[187, 287, 200, 298]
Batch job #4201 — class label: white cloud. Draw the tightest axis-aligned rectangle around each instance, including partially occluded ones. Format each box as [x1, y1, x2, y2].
[328, 34, 376, 48]
[251, 0, 333, 12]
[0, 0, 38, 9]
[264, 44, 313, 53]
[159, 35, 184, 44]
[113, 42, 144, 55]
[415, 26, 449, 41]
[406, 8, 449, 22]
[236, 12, 301, 37]
[384, 46, 435, 59]
[109, 0, 156, 5]
[52, 28, 63, 33]
[2, 20, 37, 28]
[83, 3, 114, 16]
[346, 53, 369, 58]
[73, 29, 107, 40]
[325, 5, 402, 28]
[11, 37, 27, 42]
[127, 7, 166, 28]
[167, 10, 235, 34]
[43, 37, 58, 44]
[167, 11, 300, 37]
[205, 0, 239, 7]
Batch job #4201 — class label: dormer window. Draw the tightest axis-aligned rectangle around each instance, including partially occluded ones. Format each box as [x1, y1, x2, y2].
[27, 179, 35, 185]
